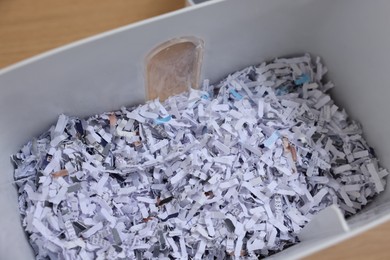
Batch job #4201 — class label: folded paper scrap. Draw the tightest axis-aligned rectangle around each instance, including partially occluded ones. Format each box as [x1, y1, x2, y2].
[12, 54, 388, 259]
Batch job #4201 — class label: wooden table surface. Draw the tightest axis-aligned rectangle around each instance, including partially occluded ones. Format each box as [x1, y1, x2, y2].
[1, 1, 389, 259]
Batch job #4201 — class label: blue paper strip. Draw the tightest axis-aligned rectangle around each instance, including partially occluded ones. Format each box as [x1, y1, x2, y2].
[230, 89, 243, 100]
[154, 115, 172, 125]
[294, 73, 310, 85]
[263, 131, 281, 148]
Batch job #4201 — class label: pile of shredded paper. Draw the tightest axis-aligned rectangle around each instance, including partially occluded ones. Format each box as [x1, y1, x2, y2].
[13, 54, 388, 259]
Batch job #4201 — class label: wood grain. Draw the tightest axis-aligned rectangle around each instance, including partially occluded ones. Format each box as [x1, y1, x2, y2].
[1, 1, 390, 259]
[305, 222, 390, 260]
[0, 0, 185, 68]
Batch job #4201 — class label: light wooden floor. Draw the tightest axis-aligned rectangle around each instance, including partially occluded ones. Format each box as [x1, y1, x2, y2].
[0, 0, 185, 67]
[1, 1, 389, 259]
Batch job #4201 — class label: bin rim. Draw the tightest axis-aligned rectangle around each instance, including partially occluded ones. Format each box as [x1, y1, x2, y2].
[0, 0, 224, 76]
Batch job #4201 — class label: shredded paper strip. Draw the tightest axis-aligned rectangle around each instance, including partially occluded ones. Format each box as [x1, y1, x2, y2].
[12, 54, 388, 259]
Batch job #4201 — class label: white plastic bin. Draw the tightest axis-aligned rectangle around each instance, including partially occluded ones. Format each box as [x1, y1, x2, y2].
[1, 0, 390, 259]
[187, 0, 212, 6]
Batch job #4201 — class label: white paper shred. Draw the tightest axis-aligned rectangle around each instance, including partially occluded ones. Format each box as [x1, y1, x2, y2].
[12, 54, 388, 259]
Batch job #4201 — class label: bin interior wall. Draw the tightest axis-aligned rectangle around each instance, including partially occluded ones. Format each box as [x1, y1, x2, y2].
[1, 0, 389, 258]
